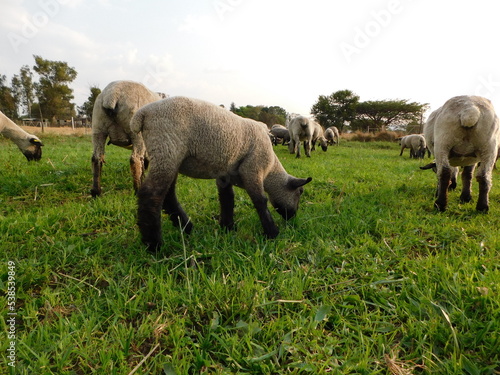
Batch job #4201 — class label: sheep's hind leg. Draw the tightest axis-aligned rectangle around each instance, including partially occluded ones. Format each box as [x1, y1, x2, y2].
[163, 175, 193, 234]
[459, 165, 474, 203]
[435, 166, 452, 212]
[137, 179, 169, 252]
[216, 178, 236, 231]
[475, 163, 493, 212]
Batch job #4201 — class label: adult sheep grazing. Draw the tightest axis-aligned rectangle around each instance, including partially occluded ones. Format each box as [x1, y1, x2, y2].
[270, 124, 290, 145]
[399, 134, 427, 159]
[0, 110, 43, 161]
[288, 115, 314, 158]
[325, 126, 340, 145]
[423, 95, 500, 212]
[91, 80, 163, 197]
[130, 96, 312, 252]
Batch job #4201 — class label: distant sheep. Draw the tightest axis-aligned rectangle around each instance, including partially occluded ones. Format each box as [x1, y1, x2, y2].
[310, 120, 328, 152]
[399, 134, 427, 159]
[270, 124, 290, 145]
[91, 80, 163, 197]
[422, 95, 500, 212]
[130, 96, 312, 252]
[324, 126, 340, 145]
[0, 110, 43, 161]
[288, 115, 314, 158]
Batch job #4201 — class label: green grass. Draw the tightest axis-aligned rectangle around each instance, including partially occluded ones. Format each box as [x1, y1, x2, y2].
[1, 134, 500, 374]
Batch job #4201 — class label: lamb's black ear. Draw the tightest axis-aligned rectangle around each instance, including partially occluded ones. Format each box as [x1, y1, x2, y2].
[420, 162, 436, 170]
[30, 138, 43, 146]
[287, 177, 312, 189]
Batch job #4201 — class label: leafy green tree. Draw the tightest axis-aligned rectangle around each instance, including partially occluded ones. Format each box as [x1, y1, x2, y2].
[33, 55, 77, 122]
[230, 104, 287, 127]
[355, 99, 428, 132]
[11, 65, 35, 117]
[311, 90, 359, 133]
[78, 86, 101, 119]
[0, 74, 18, 119]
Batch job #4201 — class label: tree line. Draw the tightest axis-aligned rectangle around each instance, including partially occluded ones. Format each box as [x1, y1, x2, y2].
[1, 56, 428, 132]
[311, 89, 429, 133]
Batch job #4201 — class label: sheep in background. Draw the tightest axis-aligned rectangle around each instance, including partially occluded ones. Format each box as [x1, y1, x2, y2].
[130, 96, 312, 252]
[310, 120, 328, 152]
[423, 95, 500, 212]
[287, 115, 314, 158]
[91, 80, 163, 197]
[0, 110, 43, 161]
[324, 126, 340, 145]
[270, 124, 290, 145]
[399, 134, 427, 159]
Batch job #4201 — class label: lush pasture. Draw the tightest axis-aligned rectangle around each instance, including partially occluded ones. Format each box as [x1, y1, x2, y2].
[1, 132, 499, 374]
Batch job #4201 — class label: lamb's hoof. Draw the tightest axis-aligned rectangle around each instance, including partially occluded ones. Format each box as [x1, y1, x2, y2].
[476, 204, 489, 212]
[460, 194, 472, 203]
[90, 188, 101, 198]
[220, 222, 236, 232]
[264, 228, 279, 239]
[434, 202, 446, 212]
[144, 241, 163, 254]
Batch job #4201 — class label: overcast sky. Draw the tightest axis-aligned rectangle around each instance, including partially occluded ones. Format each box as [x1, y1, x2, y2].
[2, 0, 500, 117]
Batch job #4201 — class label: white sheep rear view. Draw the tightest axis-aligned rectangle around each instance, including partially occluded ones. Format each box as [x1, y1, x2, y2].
[91, 80, 163, 197]
[130, 96, 312, 252]
[288, 115, 314, 158]
[423, 95, 500, 212]
[0, 110, 43, 161]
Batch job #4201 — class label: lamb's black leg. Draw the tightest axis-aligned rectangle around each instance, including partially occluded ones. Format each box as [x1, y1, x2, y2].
[137, 180, 168, 252]
[162, 176, 192, 234]
[460, 165, 474, 203]
[216, 178, 235, 231]
[245, 190, 279, 238]
[476, 174, 491, 212]
[435, 166, 451, 212]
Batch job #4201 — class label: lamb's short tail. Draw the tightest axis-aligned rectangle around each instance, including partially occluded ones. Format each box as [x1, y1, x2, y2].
[130, 110, 145, 134]
[101, 92, 119, 118]
[459, 104, 481, 128]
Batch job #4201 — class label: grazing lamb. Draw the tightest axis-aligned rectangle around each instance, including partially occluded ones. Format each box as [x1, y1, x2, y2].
[310, 120, 328, 152]
[130, 96, 312, 252]
[270, 124, 290, 145]
[422, 95, 500, 212]
[91, 80, 163, 197]
[399, 134, 427, 159]
[324, 126, 340, 145]
[287, 115, 314, 158]
[0, 110, 43, 161]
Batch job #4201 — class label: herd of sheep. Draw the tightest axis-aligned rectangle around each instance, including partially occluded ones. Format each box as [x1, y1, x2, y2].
[1, 79, 499, 252]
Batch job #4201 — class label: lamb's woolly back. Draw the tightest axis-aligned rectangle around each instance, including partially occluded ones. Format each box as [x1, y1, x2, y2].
[131, 97, 277, 177]
[100, 80, 161, 116]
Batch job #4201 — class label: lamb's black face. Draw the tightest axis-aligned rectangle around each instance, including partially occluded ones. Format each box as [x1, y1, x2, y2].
[272, 177, 312, 220]
[23, 138, 43, 161]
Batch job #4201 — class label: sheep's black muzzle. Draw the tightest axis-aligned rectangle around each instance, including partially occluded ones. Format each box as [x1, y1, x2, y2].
[23, 147, 42, 161]
[275, 206, 297, 221]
